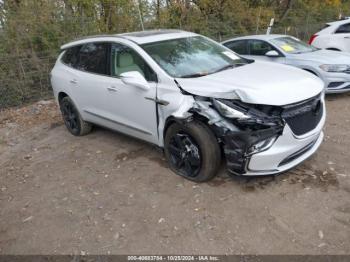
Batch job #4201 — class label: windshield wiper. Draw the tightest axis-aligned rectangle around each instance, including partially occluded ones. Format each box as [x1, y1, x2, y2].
[212, 63, 247, 74]
[180, 63, 247, 78]
[180, 72, 209, 78]
[213, 64, 235, 73]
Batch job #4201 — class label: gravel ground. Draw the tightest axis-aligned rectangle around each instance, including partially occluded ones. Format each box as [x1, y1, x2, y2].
[0, 94, 350, 255]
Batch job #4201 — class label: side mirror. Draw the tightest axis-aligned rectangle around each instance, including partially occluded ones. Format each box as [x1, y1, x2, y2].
[265, 50, 280, 57]
[120, 71, 150, 90]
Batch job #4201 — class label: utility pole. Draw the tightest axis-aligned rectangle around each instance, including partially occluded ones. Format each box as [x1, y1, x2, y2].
[256, 6, 262, 34]
[266, 18, 275, 35]
[137, 0, 145, 31]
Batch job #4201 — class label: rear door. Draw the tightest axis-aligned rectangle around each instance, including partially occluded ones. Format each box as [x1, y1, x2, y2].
[69, 42, 112, 124]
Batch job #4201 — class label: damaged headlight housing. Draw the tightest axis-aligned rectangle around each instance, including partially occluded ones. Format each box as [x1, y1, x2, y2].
[246, 136, 278, 156]
[212, 99, 250, 119]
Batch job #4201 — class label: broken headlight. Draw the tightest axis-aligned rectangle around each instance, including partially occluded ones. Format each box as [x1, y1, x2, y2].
[212, 99, 250, 119]
[212, 99, 284, 129]
[246, 136, 278, 156]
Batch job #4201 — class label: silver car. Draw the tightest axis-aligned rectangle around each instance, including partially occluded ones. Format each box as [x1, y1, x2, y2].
[222, 34, 350, 93]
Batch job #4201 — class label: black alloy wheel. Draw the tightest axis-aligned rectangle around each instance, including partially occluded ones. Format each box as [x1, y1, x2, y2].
[61, 101, 79, 134]
[164, 121, 221, 182]
[168, 132, 201, 178]
[59, 96, 92, 136]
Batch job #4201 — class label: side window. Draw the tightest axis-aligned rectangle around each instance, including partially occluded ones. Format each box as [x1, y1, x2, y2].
[336, 23, 350, 34]
[249, 40, 275, 56]
[76, 43, 109, 75]
[224, 40, 248, 55]
[61, 46, 81, 67]
[111, 43, 157, 82]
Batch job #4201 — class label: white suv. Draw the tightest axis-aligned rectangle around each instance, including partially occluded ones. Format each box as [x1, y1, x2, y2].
[51, 30, 325, 182]
[309, 18, 350, 52]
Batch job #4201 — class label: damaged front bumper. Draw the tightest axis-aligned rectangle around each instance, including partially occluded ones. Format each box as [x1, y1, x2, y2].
[224, 125, 324, 176]
[177, 93, 325, 177]
[222, 100, 326, 176]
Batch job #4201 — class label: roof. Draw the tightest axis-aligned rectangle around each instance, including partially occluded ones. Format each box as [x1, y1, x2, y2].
[222, 34, 288, 43]
[326, 18, 350, 26]
[118, 29, 196, 44]
[61, 29, 197, 49]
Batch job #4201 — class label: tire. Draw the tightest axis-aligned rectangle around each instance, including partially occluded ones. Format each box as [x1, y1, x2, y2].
[59, 96, 92, 136]
[164, 121, 221, 182]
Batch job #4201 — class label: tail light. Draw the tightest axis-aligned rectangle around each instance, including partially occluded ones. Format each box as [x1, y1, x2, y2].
[309, 34, 318, 45]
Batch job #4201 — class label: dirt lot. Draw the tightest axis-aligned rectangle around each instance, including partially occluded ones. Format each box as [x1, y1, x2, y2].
[0, 94, 350, 255]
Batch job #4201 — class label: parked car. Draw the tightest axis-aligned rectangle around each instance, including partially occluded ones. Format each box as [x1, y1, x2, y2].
[222, 34, 350, 93]
[309, 18, 350, 52]
[51, 30, 325, 182]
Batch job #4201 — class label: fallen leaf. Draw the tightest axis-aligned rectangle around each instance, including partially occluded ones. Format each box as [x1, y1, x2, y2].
[22, 216, 33, 223]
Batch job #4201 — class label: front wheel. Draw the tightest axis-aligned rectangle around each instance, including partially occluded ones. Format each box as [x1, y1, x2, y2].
[164, 121, 221, 182]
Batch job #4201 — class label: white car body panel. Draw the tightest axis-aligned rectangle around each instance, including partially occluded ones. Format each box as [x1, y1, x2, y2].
[176, 61, 323, 105]
[311, 19, 350, 52]
[222, 34, 350, 93]
[51, 30, 325, 177]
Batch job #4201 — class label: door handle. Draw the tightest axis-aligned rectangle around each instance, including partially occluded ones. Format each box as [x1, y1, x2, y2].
[107, 86, 118, 92]
[70, 79, 78, 84]
[344, 36, 350, 39]
[145, 97, 169, 106]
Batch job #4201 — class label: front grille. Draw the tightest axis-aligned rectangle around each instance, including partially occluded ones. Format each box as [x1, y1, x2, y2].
[282, 95, 323, 136]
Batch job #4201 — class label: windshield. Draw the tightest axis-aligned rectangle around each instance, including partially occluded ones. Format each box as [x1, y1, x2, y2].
[271, 37, 318, 54]
[141, 36, 248, 78]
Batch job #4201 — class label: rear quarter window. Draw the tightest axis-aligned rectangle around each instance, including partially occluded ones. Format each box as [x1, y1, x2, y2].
[335, 23, 350, 34]
[61, 46, 81, 67]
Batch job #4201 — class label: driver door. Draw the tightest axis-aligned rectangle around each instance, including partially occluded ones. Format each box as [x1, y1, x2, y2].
[247, 39, 286, 63]
[102, 43, 159, 144]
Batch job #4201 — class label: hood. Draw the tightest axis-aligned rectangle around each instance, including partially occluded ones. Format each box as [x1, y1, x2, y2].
[290, 49, 350, 64]
[175, 61, 324, 106]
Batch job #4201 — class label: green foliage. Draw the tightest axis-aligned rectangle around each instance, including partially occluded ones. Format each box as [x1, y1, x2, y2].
[0, 0, 350, 108]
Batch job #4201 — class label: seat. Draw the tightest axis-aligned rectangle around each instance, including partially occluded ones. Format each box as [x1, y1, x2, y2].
[116, 52, 144, 77]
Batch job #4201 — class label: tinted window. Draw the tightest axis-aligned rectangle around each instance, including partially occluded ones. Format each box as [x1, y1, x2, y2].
[336, 23, 350, 33]
[224, 40, 248, 55]
[61, 46, 81, 67]
[249, 40, 275, 56]
[111, 43, 157, 82]
[76, 43, 109, 75]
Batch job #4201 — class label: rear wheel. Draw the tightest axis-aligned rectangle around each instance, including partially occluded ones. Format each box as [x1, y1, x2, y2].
[164, 121, 221, 182]
[59, 96, 92, 136]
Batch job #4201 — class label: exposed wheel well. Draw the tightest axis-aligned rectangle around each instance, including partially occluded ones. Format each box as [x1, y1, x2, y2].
[163, 114, 217, 141]
[58, 92, 68, 104]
